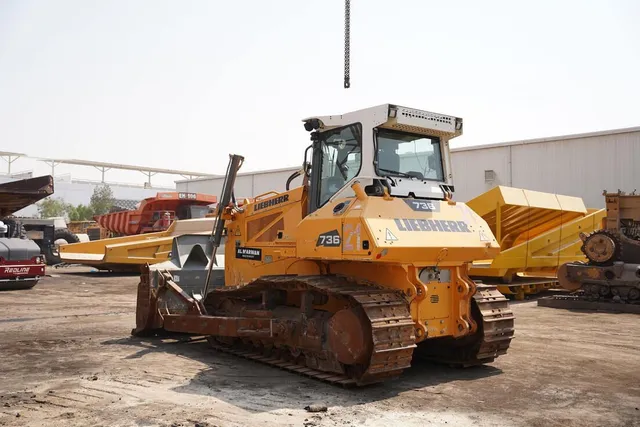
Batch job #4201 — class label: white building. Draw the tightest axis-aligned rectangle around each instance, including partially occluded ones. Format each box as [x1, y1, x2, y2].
[176, 166, 300, 202]
[176, 126, 640, 209]
[450, 126, 640, 208]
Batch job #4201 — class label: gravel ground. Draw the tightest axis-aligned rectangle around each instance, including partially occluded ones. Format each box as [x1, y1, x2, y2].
[0, 267, 638, 427]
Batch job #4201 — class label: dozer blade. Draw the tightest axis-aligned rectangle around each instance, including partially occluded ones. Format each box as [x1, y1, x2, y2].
[59, 217, 217, 271]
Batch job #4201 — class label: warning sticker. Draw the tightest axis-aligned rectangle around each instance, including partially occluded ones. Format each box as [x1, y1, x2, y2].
[479, 230, 491, 241]
[385, 228, 398, 241]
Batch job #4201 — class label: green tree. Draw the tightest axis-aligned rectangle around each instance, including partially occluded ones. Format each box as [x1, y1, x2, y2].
[36, 197, 72, 219]
[68, 204, 95, 221]
[89, 184, 115, 215]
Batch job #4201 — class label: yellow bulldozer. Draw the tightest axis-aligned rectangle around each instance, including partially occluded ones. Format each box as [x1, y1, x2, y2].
[133, 103, 515, 386]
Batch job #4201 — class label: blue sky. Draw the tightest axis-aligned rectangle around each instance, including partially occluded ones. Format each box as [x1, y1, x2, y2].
[1, 0, 638, 186]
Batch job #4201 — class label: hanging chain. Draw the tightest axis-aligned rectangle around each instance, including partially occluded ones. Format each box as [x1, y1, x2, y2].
[344, 0, 351, 89]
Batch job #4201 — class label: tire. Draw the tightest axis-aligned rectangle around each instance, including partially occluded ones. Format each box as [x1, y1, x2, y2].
[43, 228, 80, 265]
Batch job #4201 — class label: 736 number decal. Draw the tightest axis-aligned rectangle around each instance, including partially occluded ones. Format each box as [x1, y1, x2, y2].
[316, 230, 341, 247]
[404, 199, 440, 212]
[413, 201, 436, 210]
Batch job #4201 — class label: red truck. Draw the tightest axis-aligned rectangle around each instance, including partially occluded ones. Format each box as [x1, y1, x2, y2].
[94, 191, 217, 236]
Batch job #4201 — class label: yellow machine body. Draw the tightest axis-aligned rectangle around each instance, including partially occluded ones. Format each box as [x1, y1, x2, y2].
[223, 183, 500, 342]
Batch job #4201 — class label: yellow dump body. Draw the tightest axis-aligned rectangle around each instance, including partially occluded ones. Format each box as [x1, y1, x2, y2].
[466, 186, 606, 282]
[59, 217, 215, 271]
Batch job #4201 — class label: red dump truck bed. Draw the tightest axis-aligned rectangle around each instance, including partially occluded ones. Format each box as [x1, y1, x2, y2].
[95, 192, 217, 236]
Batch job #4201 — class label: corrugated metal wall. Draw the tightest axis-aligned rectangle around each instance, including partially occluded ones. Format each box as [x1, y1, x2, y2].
[178, 167, 302, 201]
[177, 128, 640, 210]
[451, 129, 640, 208]
[449, 146, 512, 201]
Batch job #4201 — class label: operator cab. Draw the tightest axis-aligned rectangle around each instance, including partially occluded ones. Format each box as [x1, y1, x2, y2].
[300, 104, 462, 214]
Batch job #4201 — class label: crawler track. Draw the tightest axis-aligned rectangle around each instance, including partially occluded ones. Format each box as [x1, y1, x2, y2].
[204, 275, 417, 386]
[414, 283, 515, 366]
[538, 294, 640, 314]
[202, 277, 514, 386]
[470, 284, 516, 362]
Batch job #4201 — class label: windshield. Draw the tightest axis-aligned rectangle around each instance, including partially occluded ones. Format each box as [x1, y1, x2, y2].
[375, 129, 444, 181]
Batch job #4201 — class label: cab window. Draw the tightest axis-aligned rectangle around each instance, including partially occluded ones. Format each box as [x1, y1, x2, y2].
[317, 123, 362, 207]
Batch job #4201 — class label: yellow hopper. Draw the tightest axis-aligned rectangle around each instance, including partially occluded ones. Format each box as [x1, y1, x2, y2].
[466, 186, 605, 296]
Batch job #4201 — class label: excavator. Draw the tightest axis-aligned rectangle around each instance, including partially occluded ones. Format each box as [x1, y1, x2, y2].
[133, 103, 515, 386]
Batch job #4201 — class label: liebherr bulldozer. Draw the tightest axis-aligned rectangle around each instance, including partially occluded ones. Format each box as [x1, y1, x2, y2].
[133, 104, 515, 386]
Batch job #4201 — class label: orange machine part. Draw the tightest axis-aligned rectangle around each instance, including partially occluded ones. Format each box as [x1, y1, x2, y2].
[94, 192, 217, 236]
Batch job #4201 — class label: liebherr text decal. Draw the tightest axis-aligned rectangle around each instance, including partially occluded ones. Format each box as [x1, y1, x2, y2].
[254, 194, 289, 212]
[394, 218, 471, 233]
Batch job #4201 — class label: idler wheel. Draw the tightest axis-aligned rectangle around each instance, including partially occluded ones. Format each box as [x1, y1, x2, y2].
[327, 308, 372, 365]
[557, 263, 582, 291]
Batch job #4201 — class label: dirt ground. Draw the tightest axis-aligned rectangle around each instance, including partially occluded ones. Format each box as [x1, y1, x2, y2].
[0, 267, 638, 427]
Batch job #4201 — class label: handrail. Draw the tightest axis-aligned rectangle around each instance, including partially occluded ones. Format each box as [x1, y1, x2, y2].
[254, 191, 279, 201]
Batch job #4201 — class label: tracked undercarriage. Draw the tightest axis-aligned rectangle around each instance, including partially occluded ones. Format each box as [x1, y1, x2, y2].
[555, 227, 640, 304]
[133, 241, 514, 387]
[548, 191, 640, 312]
[203, 275, 416, 386]
[205, 276, 513, 386]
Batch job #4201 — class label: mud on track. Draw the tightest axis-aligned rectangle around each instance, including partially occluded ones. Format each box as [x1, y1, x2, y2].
[1, 267, 639, 427]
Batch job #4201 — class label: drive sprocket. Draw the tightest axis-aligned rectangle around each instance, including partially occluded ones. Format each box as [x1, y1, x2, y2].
[581, 230, 621, 265]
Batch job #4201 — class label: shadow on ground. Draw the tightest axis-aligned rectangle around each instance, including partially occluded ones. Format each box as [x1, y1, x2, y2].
[102, 334, 503, 413]
[53, 270, 141, 278]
